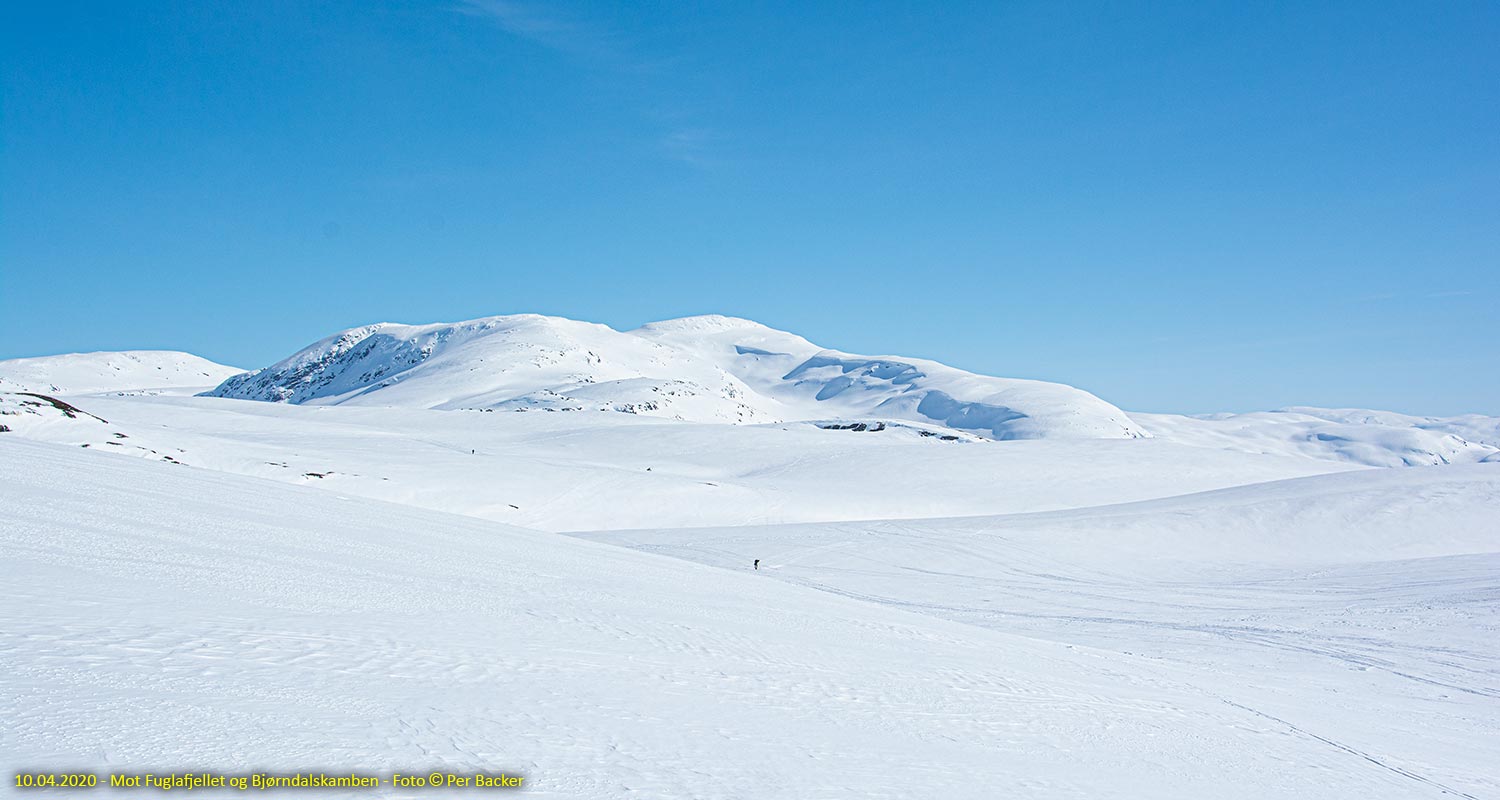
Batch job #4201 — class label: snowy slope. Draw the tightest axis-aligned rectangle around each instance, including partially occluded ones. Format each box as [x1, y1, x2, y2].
[1284, 406, 1500, 450]
[579, 465, 1500, 799]
[5, 435, 1490, 799]
[204, 315, 780, 424]
[638, 315, 1146, 440]
[1136, 407, 1500, 466]
[204, 314, 1147, 440]
[0, 350, 242, 395]
[584, 464, 1500, 571]
[5, 333, 1497, 798]
[1, 393, 1356, 530]
[9, 373, 1495, 534]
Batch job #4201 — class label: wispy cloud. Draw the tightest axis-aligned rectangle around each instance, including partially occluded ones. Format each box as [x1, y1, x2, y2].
[455, 1, 725, 168]
[455, 0, 621, 61]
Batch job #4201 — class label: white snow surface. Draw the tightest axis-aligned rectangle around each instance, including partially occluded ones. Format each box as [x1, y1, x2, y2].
[578, 465, 1500, 798]
[0, 350, 242, 396]
[204, 314, 1148, 440]
[0, 393, 1358, 531]
[4, 331, 1500, 798]
[5, 437, 1498, 798]
[1137, 407, 1500, 467]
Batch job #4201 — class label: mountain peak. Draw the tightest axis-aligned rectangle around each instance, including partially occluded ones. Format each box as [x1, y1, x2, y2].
[204, 312, 1147, 440]
[634, 314, 770, 333]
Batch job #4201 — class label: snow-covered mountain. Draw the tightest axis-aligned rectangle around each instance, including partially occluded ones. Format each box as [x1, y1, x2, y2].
[205, 314, 1148, 440]
[1135, 407, 1500, 467]
[5, 325, 1494, 468]
[0, 350, 242, 395]
[7, 327, 1499, 798]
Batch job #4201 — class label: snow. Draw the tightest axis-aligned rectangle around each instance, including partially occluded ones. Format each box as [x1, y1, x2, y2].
[577, 465, 1500, 798]
[1136, 407, 1500, 466]
[204, 314, 1148, 440]
[0, 393, 1357, 531]
[4, 328, 1500, 798]
[5, 437, 1497, 798]
[0, 351, 243, 396]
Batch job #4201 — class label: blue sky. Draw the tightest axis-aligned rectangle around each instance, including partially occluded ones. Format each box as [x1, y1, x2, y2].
[2, 1, 1496, 414]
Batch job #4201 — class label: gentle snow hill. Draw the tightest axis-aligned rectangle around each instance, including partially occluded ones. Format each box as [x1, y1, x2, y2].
[1135, 407, 1500, 466]
[0, 350, 242, 396]
[1282, 406, 1500, 449]
[579, 464, 1500, 798]
[3, 436, 1487, 799]
[204, 313, 1147, 440]
[1, 393, 1356, 530]
[587, 463, 1500, 570]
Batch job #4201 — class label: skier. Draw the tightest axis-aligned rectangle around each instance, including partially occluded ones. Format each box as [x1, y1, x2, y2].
[754, 559, 759, 570]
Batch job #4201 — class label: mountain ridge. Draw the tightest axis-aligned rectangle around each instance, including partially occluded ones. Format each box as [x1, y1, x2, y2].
[201, 313, 1148, 441]
[0, 350, 243, 395]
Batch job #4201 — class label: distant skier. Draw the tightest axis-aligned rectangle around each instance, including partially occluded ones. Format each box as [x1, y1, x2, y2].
[754, 559, 759, 570]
